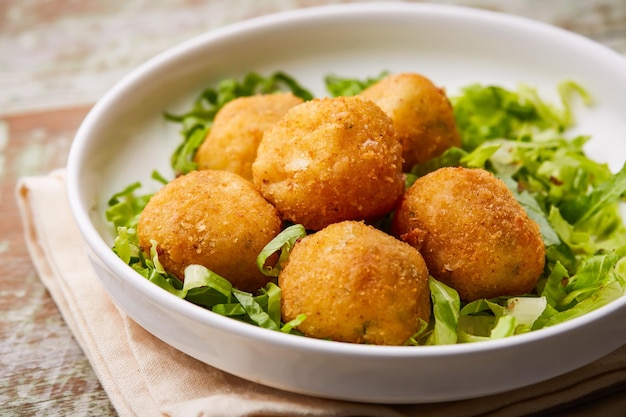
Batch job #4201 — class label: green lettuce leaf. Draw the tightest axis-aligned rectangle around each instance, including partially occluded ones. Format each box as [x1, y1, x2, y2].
[426, 277, 460, 345]
[324, 71, 389, 97]
[257, 224, 307, 277]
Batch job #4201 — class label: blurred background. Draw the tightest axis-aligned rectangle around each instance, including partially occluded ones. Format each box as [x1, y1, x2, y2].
[2, 0, 626, 115]
[1, 1, 625, 416]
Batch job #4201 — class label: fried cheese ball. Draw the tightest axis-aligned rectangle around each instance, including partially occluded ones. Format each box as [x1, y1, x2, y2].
[194, 93, 304, 180]
[252, 96, 404, 231]
[360, 72, 461, 171]
[392, 167, 545, 302]
[137, 169, 282, 293]
[280, 221, 431, 346]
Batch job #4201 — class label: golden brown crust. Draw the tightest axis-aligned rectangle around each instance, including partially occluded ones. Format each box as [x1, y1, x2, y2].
[137, 170, 282, 292]
[279, 221, 431, 346]
[360, 72, 461, 170]
[252, 96, 404, 231]
[392, 167, 545, 301]
[194, 93, 303, 180]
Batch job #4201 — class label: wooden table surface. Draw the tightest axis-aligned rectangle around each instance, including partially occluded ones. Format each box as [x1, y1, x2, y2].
[2, 1, 626, 416]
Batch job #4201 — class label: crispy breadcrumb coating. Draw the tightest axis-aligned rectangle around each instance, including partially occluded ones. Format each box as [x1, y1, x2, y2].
[393, 167, 545, 301]
[252, 96, 404, 231]
[195, 93, 303, 180]
[280, 221, 430, 345]
[360, 72, 461, 170]
[137, 170, 282, 292]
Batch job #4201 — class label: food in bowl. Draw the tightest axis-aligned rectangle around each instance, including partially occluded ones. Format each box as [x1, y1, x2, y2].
[106, 69, 626, 347]
[392, 166, 546, 302]
[252, 95, 405, 231]
[67, 3, 626, 403]
[136, 169, 282, 293]
[280, 220, 431, 346]
[360, 72, 462, 170]
[194, 92, 304, 180]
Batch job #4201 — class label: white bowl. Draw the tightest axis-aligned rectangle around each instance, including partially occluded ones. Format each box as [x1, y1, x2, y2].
[67, 2, 626, 404]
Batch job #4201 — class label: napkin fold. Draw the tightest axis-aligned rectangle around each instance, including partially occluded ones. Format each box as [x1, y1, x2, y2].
[16, 169, 626, 417]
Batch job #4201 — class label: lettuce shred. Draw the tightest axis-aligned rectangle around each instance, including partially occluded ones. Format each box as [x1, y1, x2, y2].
[324, 71, 389, 97]
[107, 72, 626, 344]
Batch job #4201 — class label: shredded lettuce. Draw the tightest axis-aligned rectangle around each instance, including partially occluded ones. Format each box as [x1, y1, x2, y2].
[412, 80, 626, 343]
[425, 277, 460, 345]
[451, 81, 585, 152]
[324, 71, 389, 97]
[257, 224, 307, 277]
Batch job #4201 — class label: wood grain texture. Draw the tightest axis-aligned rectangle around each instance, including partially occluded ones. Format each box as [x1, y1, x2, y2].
[1, 1, 625, 416]
[0, 106, 118, 416]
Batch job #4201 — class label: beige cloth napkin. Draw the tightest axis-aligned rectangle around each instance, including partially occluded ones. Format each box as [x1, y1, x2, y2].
[16, 169, 626, 417]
